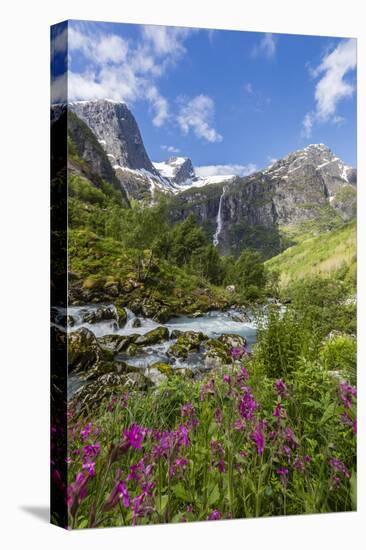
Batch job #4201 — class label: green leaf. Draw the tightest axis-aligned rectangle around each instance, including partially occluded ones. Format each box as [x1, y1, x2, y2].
[172, 483, 191, 503]
[208, 484, 220, 506]
[264, 485, 273, 497]
[350, 470, 357, 511]
[156, 494, 169, 515]
[77, 518, 88, 529]
[319, 403, 336, 426]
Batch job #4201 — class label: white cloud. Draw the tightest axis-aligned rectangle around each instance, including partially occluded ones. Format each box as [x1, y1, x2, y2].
[313, 39, 356, 121]
[177, 95, 222, 143]
[52, 23, 194, 127]
[68, 28, 128, 64]
[196, 163, 257, 177]
[51, 26, 67, 59]
[244, 82, 253, 94]
[141, 25, 191, 57]
[161, 145, 180, 153]
[51, 72, 67, 103]
[302, 112, 313, 138]
[252, 33, 276, 59]
[303, 39, 356, 136]
[267, 156, 277, 166]
[145, 85, 169, 127]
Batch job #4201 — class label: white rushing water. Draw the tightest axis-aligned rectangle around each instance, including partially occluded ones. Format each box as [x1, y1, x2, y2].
[53, 304, 258, 395]
[61, 305, 257, 342]
[213, 187, 226, 247]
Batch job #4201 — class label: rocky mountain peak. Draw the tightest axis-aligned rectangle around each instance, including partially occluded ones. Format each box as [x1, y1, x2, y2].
[153, 156, 196, 186]
[68, 99, 158, 175]
[264, 143, 355, 189]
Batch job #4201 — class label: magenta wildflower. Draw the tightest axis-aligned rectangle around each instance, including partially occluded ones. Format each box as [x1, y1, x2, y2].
[181, 403, 198, 428]
[82, 461, 96, 477]
[107, 397, 117, 412]
[200, 378, 215, 401]
[329, 457, 350, 479]
[239, 386, 258, 421]
[181, 402, 195, 417]
[127, 459, 153, 482]
[273, 402, 282, 418]
[131, 482, 156, 525]
[169, 457, 189, 478]
[283, 427, 297, 449]
[208, 510, 221, 520]
[223, 374, 231, 383]
[124, 424, 144, 450]
[237, 367, 249, 386]
[211, 440, 226, 473]
[215, 407, 223, 425]
[331, 475, 341, 489]
[80, 422, 92, 441]
[339, 382, 356, 409]
[83, 443, 100, 458]
[67, 471, 90, 518]
[233, 418, 245, 431]
[275, 379, 287, 399]
[252, 422, 265, 455]
[178, 425, 190, 447]
[231, 347, 245, 360]
[293, 456, 304, 471]
[103, 480, 130, 511]
[277, 467, 289, 476]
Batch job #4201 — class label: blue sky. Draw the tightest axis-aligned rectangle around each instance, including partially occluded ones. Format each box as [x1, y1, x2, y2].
[51, 20, 357, 172]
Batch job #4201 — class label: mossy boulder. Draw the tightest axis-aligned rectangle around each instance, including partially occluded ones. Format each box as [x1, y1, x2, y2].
[170, 329, 183, 339]
[68, 328, 104, 374]
[73, 372, 150, 414]
[167, 331, 208, 359]
[143, 367, 169, 386]
[191, 311, 203, 318]
[218, 333, 247, 349]
[103, 278, 120, 297]
[153, 306, 172, 323]
[135, 326, 169, 346]
[203, 338, 231, 367]
[126, 343, 139, 356]
[115, 305, 127, 328]
[82, 304, 118, 324]
[150, 362, 174, 377]
[97, 334, 131, 353]
[82, 277, 106, 290]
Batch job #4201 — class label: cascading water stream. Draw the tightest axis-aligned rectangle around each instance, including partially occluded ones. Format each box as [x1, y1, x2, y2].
[213, 187, 226, 246]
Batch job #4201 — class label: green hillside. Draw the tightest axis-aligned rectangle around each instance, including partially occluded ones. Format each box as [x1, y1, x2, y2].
[266, 221, 356, 290]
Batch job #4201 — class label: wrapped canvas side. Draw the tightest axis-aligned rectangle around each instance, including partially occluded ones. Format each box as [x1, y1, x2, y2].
[50, 21, 68, 529]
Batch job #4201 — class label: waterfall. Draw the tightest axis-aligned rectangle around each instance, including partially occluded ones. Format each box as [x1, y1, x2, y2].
[213, 187, 226, 246]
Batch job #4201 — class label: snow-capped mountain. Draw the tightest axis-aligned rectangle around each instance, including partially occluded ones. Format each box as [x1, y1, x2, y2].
[153, 156, 237, 192]
[56, 100, 356, 207]
[170, 143, 357, 255]
[68, 99, 180, 199]
[263, 143, 356, 198]
[153, 157, 196, 186]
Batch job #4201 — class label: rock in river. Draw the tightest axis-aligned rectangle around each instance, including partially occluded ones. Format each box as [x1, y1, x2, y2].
[135, 326, 169, 346]
[72, 372, 151, 414]
[167, 330, 208, 359]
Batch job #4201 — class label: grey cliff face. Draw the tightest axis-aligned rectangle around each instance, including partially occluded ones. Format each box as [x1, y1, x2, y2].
[153, 157, 196, 186]
[173, 157, 196, 185]
[170, 144, 356, 257]
[69, 99, 158, 174]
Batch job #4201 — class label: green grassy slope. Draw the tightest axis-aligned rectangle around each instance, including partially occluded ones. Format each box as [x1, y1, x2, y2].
[266, 221, 356, 290]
